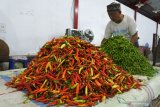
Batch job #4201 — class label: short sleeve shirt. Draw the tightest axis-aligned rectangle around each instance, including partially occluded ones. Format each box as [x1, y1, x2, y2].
[104, 15, 137, 39]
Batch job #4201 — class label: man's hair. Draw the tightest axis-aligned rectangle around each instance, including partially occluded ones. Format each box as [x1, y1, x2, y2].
[107, 2, 121, 12]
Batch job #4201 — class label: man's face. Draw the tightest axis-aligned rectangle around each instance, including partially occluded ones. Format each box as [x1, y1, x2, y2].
[108, 11, 121, 23]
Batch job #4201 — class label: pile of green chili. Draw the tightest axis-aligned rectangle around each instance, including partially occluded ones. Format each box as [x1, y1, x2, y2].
[101, 36, 157, 77]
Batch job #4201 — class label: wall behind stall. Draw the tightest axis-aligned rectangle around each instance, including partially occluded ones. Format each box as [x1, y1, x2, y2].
[136, 13, 158, 47]
[0, 0, 73, 55]
[0, 0, 159, 55]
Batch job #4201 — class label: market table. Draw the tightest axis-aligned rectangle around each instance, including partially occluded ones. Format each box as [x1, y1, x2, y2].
[0, 68, 160, 107]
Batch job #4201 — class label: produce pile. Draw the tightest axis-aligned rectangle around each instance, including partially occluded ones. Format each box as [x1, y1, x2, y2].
[101, 36, 156, 77]
[6, 36, 140, 106]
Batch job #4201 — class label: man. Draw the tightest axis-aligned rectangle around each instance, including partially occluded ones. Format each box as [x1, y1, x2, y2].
[101, 2, 139, 47]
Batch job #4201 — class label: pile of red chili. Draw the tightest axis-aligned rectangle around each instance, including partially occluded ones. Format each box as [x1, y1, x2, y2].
[5, 36, 141, 106]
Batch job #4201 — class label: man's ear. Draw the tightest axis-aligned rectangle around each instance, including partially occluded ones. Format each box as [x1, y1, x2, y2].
[119, 11, 121, 14]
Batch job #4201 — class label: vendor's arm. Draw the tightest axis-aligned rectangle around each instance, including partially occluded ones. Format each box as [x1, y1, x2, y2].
[131, 32, 138, 43]
[101, 23, 112, 45]
[128, 17, 138, 44]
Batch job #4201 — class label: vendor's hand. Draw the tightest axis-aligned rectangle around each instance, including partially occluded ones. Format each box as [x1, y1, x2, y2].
[131, 32, 138, 44]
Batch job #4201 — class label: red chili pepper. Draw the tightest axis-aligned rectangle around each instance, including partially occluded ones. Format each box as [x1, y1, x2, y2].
[74, 48, 79, 61]
[76, 83, 80, 96]
[45, 74, 56, 80]
[65, 99, 78, 106]
[47, 100, 58, 106]
[24, 83, 32, 93]
[89, 97, 100, 101]
[87, 82, 92, 91]
[81, 95, 89, 100]
[62, 69, 67, 80]
[77, 103, 89, 107]
[32, 88, 47, 94]
[128, 76, 133, 83]
[101, 66, 107, 77]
